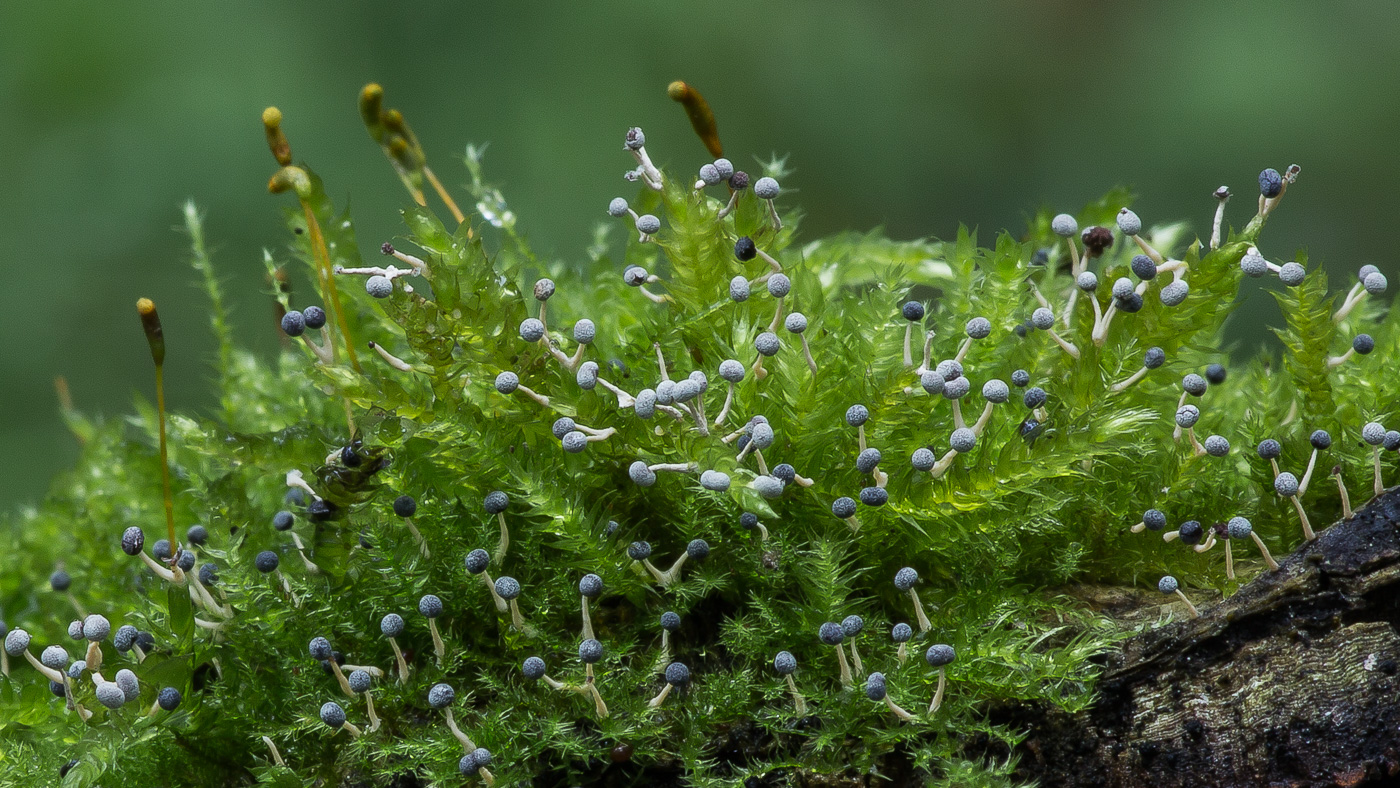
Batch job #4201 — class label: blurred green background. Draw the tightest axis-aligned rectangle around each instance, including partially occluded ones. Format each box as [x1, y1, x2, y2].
[1, 1, 1396, 509]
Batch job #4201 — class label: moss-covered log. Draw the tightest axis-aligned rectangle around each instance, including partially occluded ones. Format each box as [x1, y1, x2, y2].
[997, 485, 1400, 788]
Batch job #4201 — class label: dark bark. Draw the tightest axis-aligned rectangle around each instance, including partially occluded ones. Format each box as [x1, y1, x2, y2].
[998, 486, 1400, 788]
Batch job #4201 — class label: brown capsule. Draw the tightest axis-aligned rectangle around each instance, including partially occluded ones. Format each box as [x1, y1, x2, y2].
[262, 107, 292, 166]
[359, 83, 385, 140]
[667, 80, 722, 157]
[136, 298, 165, 366]
[610, 742, 634, 763]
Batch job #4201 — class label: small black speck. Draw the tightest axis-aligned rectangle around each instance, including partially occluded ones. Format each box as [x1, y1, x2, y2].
[1184, 718, 1205, 739]
[294, 227, 304, 234]
[1379, 659, 1397, 675]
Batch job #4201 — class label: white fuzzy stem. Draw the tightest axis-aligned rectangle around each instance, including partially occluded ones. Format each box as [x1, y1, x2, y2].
[953, 337, 973, 364]
[928, 668, 946, 714]
[1211, 199, 1227, 250]
[443, 708, 478, 752]
[481, 571, 509, 613]
[1045, 328, 1080, 359]
[1132, 235, 1165, 265]
[289, 532, 321, 574]
[915, 331, 935, 375]
[751, 355, 768, 380]
[567, 343, 587, 370]
[1290, 496, 1316, 542]
[595, 377, 635, 408]
[285, 469, 319, 501]
[389, 638, 409, 684]
[23, 651, 64, 683]
[588, 680, 609, 717]
[263, 737, 287, 767]
[654, 343, 670, 381]
[638, 286, 669, 304]
[909, 588, 932, 632]
[884, 694, 914, 721]
[364, 691, 381, 732]
[631, 147, 663, 191]
[647, 682, 674, 708]
[368, 341, 414, 372]
[716, 188, 740, 219]
[139, 551, 179, 583]
[1088, 293, 1108, 345]
[1027, 280, 1052, 310]
[756, 248, 783, 273]
[402, 517, 430, 558]
[640, 558, 670, 586]
[190, 572, 232, 618]
[1174, 589, 1200, 618]
[386, 247, 427, 273]
[302, 330, 334, 364]
[1251, 532, 1280, 571]
[1299, 449, 1320, 496]
[799, 336, 817, 375]
[928, 448, 960, 479]
[336, 263, 417, 279]
[1109, 366, 1149, 393]
[1333, 283, 1367, 323]
[765, 199, 783, 230]
[428, 619, 445, 664]
[785, 674, 807, 715]
[329, 657, 355, 697]
[1335, 472, 1353, 520]
[514, 383, 550, 407]
[972, 401, 996, 436]
[495, 512, 509, 565]
[649, 462, 696, 474]
[767, 297, 785, 333]
[834, 643, 853, 689]
[714, 383, 736, 426]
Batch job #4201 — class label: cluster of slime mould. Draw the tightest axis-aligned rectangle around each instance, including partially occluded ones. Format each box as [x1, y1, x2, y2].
[1, 82, 1396, 787]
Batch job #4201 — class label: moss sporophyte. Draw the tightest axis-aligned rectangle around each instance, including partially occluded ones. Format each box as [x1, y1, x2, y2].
[2, 79, 1398, 787]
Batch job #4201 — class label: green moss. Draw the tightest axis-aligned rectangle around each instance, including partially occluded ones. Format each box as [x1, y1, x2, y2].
[0, 98, 1395, 788]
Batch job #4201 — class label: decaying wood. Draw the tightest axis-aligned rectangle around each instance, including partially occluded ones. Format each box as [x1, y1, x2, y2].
[998, 486, 1400, 787]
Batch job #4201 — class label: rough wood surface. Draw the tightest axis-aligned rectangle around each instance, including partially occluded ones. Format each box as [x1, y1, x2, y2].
[999, 486, 1400, 788]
